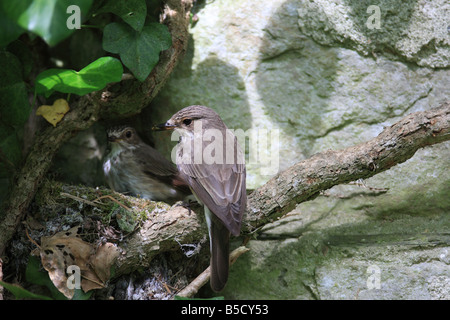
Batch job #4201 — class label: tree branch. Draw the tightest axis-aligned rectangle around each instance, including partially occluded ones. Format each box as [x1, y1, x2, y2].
[114, 101, 449, 275]
[244, 101, 450, 233]
[0, 0, 194, 257]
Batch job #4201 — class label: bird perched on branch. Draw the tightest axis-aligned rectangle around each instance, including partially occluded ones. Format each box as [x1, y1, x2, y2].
[154, 105, 247, 292]
[103, 126, 191, 204]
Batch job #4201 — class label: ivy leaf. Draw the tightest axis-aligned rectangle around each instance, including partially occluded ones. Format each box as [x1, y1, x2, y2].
[35, 56, 123, 97]
[71, 289, 93, 300]
[96, 0, 146, 32]
[103, 22, 172, 82]
[0, 280, 53, 300]
[25, 255, 67, 300]
[1, 0, 93, 47]
[0, 51, 31, 126]
[0, 50, 29, 205]
[0, 4, 25, 47]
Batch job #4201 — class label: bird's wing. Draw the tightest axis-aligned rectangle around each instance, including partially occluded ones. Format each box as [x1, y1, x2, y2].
[133, 145, 191, 195]
[178, 135, 246, 236]
[133, 145, 178, 176]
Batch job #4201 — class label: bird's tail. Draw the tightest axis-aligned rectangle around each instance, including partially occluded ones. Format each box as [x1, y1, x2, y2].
[205, 208, 230, 292]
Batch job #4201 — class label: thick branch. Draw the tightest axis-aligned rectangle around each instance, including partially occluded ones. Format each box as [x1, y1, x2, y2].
[0, 0, 194, 257]
[244, 101, 449, 232]
[114, 101, 449, 274]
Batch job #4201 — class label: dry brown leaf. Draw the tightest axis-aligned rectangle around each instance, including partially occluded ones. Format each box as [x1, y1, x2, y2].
[40, 226, 92, 298]
[90, 242, 120, 283]
[39, 226, 119, 299]
[36, 98, 70, 127]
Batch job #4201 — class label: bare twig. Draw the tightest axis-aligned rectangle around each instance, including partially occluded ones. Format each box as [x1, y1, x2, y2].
[25, 228, 41, 249]
[60, 192, 100, 208]
[175, 246, 250, 298]
[93, 195, 132, 212]
[348, 179, 389, 192]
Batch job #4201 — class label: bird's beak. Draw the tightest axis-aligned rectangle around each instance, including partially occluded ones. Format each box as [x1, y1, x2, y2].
[108, 136, 119, 142]
[152, 122, 177, 131]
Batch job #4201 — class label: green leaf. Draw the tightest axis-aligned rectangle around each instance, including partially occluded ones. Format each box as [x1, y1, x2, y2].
[103, 22, 172, 82]
[25, 255, 67, 300]
[0, 280, 53, 300]
[72, 288, 92, 300]
[0, 51, 31, 126]
[0, 47, 29, 208]
[96, 0, 146, 32]
[35, 56, 123, 97]
[1, 0, 94, 46]
[0, 4, 25, 47]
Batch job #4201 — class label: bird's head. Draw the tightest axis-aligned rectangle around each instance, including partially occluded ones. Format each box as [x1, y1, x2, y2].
[106, 126, 142, 150]
[152, 105, 226, 136]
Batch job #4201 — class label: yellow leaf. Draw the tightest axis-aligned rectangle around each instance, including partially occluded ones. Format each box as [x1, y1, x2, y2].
[36, 99, 70, 127]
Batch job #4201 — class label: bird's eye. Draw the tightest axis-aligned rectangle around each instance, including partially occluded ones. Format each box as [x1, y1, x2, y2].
[125, 130, 132, 138]
[183, 119, 192, 126]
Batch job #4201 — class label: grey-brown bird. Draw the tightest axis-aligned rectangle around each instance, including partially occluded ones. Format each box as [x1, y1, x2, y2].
[153, 105, 247, 292]
[103, 126, 191, 204]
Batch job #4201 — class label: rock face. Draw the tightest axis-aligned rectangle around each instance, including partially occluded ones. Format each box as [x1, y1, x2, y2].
[147, 0, 449, 299]
[51, 0, 449, 299]
[296, 0, 449, 68]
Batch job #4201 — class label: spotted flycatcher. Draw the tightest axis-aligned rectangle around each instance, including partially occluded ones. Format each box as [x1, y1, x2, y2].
[154, 105, 247, 291]
[103, 126, 191, 204]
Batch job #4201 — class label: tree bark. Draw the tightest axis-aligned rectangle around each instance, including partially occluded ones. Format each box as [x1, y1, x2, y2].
[0, 0, 194, 258]
[114, 101, 450, 275]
